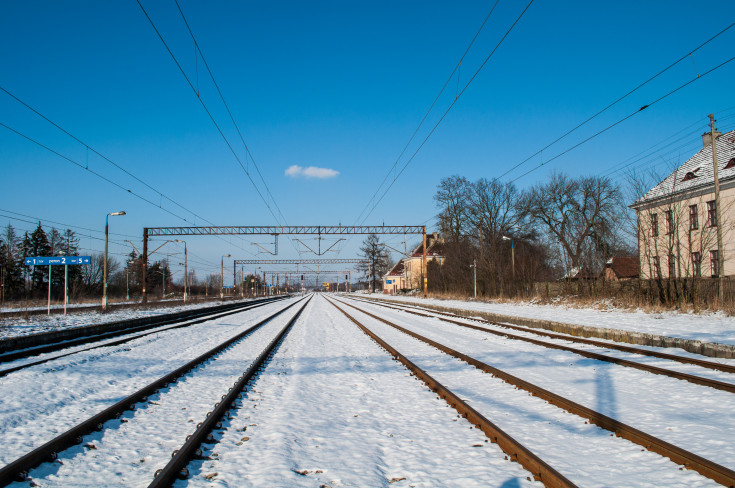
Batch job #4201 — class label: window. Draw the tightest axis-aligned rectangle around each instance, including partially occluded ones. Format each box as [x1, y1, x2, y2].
[668, 254, 676, 278]
[651, 213, 659, 237]
[707, 200, 717, 227]
[689, 204, 699, 230]
[711, 250, 720, 278]
[691, 252, 701, 277]
[653, 256, 661, 280]
[665, 210, 674, 235]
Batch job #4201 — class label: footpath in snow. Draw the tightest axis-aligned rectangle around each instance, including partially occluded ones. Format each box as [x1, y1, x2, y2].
[370, 294, 735, 346]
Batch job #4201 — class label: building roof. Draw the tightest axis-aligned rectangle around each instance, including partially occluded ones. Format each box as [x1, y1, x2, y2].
[605, 256, 639, 279]
[385, 259, 405, 277]
[410, 239, 445, 258]
[632, 130, 735, 208]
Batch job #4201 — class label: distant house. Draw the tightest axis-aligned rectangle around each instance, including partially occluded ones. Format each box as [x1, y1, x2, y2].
[603, 256, 639, 281]
[382, 233, 445, 294]
[560, 266, 596, 281]
[630, 129, 735, 279]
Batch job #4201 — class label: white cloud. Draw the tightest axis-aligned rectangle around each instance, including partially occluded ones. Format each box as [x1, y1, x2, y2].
[285, 164, 339, 179]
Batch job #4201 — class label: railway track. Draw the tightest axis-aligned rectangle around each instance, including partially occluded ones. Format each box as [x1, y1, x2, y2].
[350, 296, 735, 393]
[0, 295, 309, 487]
[329, 296, 735, 487]
[0, 296, 288, 378]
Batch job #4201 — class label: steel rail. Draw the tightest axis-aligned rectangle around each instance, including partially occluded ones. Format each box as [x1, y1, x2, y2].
[325, 297, 577, 488]
[148, 295, 312, 487]
[348, 297, 735, 394]
[355, 296, 735, 373]
[336, 297, 735, 487]
[0, 296, 287, 365]
[0, 296, 305, 486]
[0, 296, 289, 378]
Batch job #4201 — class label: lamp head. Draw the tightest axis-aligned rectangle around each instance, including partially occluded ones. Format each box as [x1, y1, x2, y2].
[109, 211, 126, 216]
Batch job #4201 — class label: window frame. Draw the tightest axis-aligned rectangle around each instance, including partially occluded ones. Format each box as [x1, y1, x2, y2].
[689, 204, 698, 230]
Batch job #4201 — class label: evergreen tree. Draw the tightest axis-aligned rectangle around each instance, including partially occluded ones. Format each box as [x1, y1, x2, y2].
[29, 222, 51, 294]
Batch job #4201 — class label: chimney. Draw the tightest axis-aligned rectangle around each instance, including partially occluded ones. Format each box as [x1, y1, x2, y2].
[702, 130, 721, 148]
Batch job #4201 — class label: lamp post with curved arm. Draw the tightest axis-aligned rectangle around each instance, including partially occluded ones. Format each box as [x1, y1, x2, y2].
[103, 211, 126, 310]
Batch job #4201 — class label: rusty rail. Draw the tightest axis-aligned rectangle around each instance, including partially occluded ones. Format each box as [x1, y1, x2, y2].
[326, 297, 577, 488]
[0, 297, 305, 486]
[354, 296, 735, 374]
[349, 297, 735, 394]
[336, 297, 735, 487]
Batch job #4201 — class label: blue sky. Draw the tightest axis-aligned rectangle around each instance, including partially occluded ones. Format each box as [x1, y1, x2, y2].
[2, 1, 735, 280]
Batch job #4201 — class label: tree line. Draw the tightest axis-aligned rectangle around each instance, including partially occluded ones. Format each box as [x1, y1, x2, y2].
[430, 172, 631, 297]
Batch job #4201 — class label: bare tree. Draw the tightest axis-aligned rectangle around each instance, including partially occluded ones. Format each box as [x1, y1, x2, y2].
[434, 175, 473, 242]
[521, 172, 624, 275]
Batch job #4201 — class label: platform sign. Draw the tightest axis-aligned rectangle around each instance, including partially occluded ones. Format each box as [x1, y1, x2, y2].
[24, 256, 92, 266]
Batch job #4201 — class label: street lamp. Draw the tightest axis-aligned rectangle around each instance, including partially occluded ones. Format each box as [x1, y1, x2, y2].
[103, 210, 126, 310]
[221, 254, 231, 299]
[502, 235, 515, 278]
[175, 239, 187, 303]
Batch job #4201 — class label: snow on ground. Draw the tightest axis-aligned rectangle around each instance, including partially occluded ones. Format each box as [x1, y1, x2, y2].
[337, 296, 725, 487]
[0, 298, 255, 340]
[369, 294, 735, 346]
[0, 297, 300, 470]
[180, 294, 540, 488]
[19, 300, 303, 487]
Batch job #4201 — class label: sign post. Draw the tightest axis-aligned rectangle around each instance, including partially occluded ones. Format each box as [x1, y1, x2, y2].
[24, 256, 92, 315]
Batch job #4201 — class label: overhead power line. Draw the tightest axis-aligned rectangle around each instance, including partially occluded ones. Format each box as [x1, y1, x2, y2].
[508, 54, 735, 183]
[354, 0, 502, 225]
[173, 0, 288, 227]
[359, 0, 536, 225]
[498, 21, 735, 181]
[136, 0, 285, 228]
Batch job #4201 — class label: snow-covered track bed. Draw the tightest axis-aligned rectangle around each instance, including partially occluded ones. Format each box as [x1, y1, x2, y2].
[333, 296, 733, 487]
[0, 297, 289, 380]
[352, 296, 735, 391]
[0, 296, 289, 369]
[177, 294, 544, 488]
[0, 297, 306, 486]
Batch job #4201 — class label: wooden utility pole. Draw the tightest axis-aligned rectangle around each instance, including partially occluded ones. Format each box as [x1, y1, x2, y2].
[710, 114, 725, 302]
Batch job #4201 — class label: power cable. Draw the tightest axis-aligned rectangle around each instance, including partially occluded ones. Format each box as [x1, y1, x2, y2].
[497, 21, 735, 181]
[136, 0, 283, 228]
[354, 0, 501, 225]
[508, 54, 735, 183]
[359, 0, 536, 225]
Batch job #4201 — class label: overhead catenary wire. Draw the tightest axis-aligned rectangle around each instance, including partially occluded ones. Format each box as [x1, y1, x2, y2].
[358, 0, 536, 226]
[508, 54, 735, 184]
[354, 0, 502, 226]
[136, 0, 283, 228]
[496, 21, 735, 181]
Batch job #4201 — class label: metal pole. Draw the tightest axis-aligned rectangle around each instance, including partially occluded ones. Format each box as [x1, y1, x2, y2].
[183, 243, 188, 303]
[512, 239, 515, 278]
[710, 114, 725, 302]
[126, 266, 129, 300]
[64, 264, 67, 316]
[47, 264, 51, 315]
[221, 256, 224, 299]
[103, 215, 109, 310]
[142, 228, 148, 304]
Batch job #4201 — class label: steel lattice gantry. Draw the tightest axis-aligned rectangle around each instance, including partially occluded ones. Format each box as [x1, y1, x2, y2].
[141, 225, 428, 301]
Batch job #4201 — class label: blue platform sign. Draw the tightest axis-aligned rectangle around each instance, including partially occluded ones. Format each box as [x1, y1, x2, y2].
[24, 256, 92, 266]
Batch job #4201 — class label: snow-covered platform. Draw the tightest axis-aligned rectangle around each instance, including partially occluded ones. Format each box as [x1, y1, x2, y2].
[365, 294, 735, 358]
